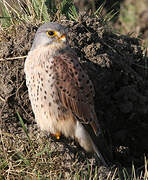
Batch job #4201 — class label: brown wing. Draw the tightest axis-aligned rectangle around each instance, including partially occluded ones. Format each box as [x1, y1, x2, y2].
[53, 50, 100, 135]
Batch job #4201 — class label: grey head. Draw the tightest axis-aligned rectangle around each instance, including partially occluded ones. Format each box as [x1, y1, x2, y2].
[31, 22, 67, 51]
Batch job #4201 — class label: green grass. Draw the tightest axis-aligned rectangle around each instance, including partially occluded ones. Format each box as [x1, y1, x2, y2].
[0, 0, 79, 27]
[0, 0, 50, 26]
[0, 112, 147, 179]
[0, 0, 117, 28]
[117, 0, 148, 35]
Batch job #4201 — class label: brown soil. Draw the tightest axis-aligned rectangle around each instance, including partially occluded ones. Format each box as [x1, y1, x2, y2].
[0, 14, 148, 175]
[62, 16, 148, 166]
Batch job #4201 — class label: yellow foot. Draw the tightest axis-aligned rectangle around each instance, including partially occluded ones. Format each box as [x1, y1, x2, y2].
[51, 132, 61, 140]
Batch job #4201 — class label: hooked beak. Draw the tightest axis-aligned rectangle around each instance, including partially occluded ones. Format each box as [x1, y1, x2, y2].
[58, 34, 66, 42]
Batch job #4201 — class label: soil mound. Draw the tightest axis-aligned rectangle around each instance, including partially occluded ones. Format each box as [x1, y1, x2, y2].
[0, 15, 148, 166]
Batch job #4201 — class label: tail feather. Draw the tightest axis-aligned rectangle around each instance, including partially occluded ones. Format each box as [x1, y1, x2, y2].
[75, 121, 113, 166]
[91, 137, 108, 166]
[92, 140, 108, 166]
[83, 123, 113, 165]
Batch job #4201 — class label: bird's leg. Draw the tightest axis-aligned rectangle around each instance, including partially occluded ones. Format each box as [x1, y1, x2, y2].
[51, 132, 61, 140]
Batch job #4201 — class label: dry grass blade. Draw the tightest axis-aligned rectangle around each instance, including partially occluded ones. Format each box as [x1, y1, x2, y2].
[0, 56, 27, 61]
[0, 95, 5, 102]
[144, 156, 148, 179]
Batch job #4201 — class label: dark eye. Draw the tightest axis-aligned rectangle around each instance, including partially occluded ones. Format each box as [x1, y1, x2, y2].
[47, 31, 56, 37]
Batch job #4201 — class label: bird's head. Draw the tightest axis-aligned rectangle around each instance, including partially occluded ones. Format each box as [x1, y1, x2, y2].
[31, 22, 67, 51]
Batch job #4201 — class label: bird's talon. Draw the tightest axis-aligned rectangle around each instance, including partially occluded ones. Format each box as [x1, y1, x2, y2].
[51, 133, 61, 140]
[56, 134, 60, 140]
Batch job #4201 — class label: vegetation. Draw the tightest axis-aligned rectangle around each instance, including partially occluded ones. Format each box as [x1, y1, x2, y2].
[0, 112, 147, 179]
[0, 0, 79, 27]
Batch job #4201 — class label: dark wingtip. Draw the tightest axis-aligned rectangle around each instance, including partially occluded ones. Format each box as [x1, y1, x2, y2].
[90, 121, 102, 136]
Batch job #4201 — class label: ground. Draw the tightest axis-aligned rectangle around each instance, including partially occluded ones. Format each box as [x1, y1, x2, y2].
[0, 9, 148, 180]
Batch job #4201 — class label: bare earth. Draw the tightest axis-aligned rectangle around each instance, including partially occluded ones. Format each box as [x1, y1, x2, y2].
[0, 14, 148, 179]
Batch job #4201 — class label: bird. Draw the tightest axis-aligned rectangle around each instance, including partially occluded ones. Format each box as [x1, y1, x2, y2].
[24, 22, 111, 166]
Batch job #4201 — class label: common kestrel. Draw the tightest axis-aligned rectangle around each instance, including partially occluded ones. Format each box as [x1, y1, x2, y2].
[24, 22, 109, 165]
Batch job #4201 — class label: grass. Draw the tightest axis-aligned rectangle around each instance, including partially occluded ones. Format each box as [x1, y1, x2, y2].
[0, 112, 102, 179]
[0, 0, 50, 26]
[117, 0, 148, 35]
[0, 112, 147, 179]
[0, 0, 79, 27]
[0, 0, 118, 27]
